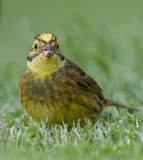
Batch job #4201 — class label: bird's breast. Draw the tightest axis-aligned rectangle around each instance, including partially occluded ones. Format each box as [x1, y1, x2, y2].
[19, 67, 65, 100]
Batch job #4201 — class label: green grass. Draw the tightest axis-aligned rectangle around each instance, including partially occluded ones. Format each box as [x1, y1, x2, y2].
[1, 0, 143, 159]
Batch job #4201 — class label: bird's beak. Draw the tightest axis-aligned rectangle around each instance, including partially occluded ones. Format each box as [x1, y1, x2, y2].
[42, 44, 54, 57]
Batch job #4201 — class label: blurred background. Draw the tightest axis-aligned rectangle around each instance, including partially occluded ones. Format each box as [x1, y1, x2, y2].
[0, 0, 143, 116]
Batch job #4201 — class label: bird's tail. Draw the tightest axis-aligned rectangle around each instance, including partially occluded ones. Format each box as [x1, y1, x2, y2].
[102, 98, 143, 112]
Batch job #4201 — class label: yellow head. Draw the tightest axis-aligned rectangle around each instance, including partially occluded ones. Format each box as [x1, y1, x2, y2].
[27, 33, 65, 76]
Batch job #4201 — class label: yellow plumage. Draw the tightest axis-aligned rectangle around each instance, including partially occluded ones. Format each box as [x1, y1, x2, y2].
[19, 33, 139, 127]
[19, 33, 103, 126]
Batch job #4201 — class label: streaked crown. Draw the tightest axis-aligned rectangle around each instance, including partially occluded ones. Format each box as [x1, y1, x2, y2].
[31, 33, 59, 51]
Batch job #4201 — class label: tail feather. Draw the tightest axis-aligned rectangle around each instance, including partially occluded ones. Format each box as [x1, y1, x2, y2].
[102, 98, 143, 112]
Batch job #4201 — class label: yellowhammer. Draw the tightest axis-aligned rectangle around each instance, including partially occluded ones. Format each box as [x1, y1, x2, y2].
[19, 33, 141, 126]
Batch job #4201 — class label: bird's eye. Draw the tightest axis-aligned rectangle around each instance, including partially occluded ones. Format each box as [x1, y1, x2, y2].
[34, 43, 38, 50]
[57, 44, 59, 50]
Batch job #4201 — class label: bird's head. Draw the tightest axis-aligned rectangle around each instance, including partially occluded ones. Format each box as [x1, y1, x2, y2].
[27, 33, 65, 75]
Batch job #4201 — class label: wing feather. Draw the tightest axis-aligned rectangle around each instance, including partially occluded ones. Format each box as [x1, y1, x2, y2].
[65, 59, 104, 98]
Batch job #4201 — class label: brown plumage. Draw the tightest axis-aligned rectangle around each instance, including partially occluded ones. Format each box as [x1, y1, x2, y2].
[19, 33, 142, 127]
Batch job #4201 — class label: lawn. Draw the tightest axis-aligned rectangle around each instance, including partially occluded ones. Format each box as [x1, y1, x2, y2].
[0, 0, 143, 159]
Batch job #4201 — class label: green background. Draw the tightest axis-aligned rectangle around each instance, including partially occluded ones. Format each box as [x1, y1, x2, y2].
[0, 0, 143, 160]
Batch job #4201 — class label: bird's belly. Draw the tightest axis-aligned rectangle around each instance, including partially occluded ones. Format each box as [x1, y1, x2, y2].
[24, 98, 98, 126]
[22, 86, 102, 126]
[19, 71, 103, 126]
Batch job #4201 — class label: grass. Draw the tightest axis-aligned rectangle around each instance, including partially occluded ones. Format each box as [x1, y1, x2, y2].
[1, 114, 143, 160]
[1, 0, 143, 159]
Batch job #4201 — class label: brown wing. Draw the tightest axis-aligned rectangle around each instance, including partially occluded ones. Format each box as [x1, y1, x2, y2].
[65, 59, 104, 98]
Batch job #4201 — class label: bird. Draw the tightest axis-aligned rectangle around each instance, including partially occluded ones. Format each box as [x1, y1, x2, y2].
[19, 33, 141, 126]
